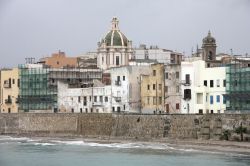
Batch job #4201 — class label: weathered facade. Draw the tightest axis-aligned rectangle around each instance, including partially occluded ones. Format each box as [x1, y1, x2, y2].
[0, 68, 19, 113]
[141, 64, 165, 114]
[18, 63, 102, 112]
[164, 64, 181, 113]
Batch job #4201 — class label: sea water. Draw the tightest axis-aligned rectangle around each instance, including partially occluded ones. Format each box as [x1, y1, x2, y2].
[0, 136, 250, 166]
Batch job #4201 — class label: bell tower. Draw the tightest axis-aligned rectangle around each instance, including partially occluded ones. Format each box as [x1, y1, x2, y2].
[202, 31, 216, 61]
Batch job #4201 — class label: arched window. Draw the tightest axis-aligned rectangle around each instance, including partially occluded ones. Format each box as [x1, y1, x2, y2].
[208, 51, 213, 60]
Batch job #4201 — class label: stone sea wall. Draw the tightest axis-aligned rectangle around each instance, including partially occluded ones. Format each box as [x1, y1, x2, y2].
[0, 113, 250, 141]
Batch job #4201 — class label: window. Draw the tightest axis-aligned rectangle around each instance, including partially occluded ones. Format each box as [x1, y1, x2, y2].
[185, 74, 190, 84]
[116, 56, 119, 65]
[112, 107, 115, 112]
[147, 84, 150, 90]
[153, 84, 156, 90]
[165, 72, 168, 79]
[12, 79, 15, 84]
[204, 80, 207, 87]
[100, 96, 103, 102]
[83, 97, 87, 106]
[123, 105, 125, 110]
[165, 86, 168, 93]
[123, 76, 125, 81]
[89, 96, 92, 102]
[216, 95, 220, 103]
[176, 103, 179, 109]
[223, 80, 226, 87]
[17, 79, 20, 87]
[94, 96, 97, 102]
[159, 97, 162, 104]
[210, 95, 213, 104]
[153, 97, 156, 105]
[210, 80, 214, 87]
[210, 110, 214, 114]
[78, 96, 81, 103]
[166, 104, 169, 113]
[57, 61, 59, 65]
[158, 84, 162, 90]
[71, 109, 74, 113]
[153, 70, 156, 76]
[80, 108, 83, 113]
[184, 89, 191, 100]
[223, 96, 226, 104]
[199, 109, 203, 114]
[176, 86, 179, 93]
[117, 107, 121, 113]
[105, 96, 108, 102]
[176, 72, 179, 79]
[216, 79, 220, 87]
[147, 97, 150, 104]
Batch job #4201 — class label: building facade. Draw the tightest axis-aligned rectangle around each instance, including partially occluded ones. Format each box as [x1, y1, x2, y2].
[18, 63, 102, 112]
[39, 50, 77, 68]
[164, 64, 181, 113]
[181, 60, 226, 114]
[141, 64, 165, 114]
[97, 17, 133, 70]
[58, 65, 151, 113]
[0, 68, 19, 113]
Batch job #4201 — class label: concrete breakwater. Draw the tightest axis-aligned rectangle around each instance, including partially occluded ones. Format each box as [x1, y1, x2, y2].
[0, 113, 249, 141]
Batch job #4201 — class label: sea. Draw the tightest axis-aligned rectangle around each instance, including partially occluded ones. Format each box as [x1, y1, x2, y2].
[0, 136, 250, 166]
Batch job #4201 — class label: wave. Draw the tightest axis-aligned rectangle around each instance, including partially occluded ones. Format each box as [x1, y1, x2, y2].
[0, 136, 249, 157]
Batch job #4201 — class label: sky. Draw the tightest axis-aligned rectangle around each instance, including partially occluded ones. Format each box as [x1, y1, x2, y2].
[0, 0, 250, 67]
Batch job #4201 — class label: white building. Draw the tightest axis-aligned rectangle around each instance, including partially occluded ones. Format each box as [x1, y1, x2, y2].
[58, 65, 151, 113]
[58, 81, 112, 113]
[133, 44, 182, 64]
[181, 60, 226, 114]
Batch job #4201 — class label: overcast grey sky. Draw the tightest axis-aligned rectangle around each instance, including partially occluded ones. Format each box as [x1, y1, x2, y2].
[0, 0, 249, 67]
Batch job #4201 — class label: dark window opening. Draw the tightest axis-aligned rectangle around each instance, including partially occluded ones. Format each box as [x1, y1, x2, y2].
[184, 89, 191, 100]
[185, 74, 190, 84]
[204, 80, 207, 86]
[210, 80, 214, 87]
[153, 70, 156, 76]
[199, 109, 203, 114]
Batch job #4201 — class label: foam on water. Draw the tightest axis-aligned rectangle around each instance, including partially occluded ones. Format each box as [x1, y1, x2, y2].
[0, 136, 249, 157]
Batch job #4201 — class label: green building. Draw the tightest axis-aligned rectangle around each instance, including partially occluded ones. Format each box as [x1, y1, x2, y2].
[225, 61, 250, 112]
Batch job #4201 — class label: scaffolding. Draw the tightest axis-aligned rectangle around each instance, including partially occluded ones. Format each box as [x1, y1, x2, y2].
[225, 59, 250, 112]
[18, 64, 103, 112]
[19, 65, 56, 112]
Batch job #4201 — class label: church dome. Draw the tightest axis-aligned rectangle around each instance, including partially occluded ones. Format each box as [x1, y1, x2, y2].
[101, 17, 128, 47]
[202, 31, 216, 44]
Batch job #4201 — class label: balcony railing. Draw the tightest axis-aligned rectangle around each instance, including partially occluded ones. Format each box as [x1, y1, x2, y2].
[92, 102, 103, 106]
[4, 82, 11, 88]
[181, 80, 191, 86]
[5, 99, 12, 104]
[114, 97, 121, 102]
[115, 80, 121, 86]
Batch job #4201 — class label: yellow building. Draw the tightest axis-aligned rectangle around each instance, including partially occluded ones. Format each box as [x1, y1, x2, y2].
[141, 64, 165, 114]
[0, 68, 19, 113]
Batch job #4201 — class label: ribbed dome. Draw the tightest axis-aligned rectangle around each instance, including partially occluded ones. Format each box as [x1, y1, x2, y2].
[101, 17, 128, 47]
[203, 31, 216, 44]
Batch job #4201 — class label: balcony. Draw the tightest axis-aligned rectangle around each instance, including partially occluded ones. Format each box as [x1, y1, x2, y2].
[92, 102, 104, 107]
[5, 99, 12, 104]
[115, 80, 121, 86]
[114, 97, 121, 102]
[4, 82, 11, 88]
[181, 80, 191, 86]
